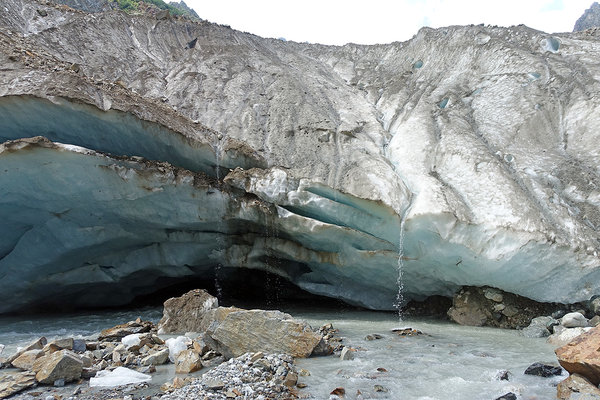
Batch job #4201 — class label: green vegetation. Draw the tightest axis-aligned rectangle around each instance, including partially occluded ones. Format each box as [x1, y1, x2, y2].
[109, 0, 198, 19]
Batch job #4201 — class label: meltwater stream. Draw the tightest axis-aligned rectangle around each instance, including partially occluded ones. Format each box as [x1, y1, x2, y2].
[0, 307, 561, 400]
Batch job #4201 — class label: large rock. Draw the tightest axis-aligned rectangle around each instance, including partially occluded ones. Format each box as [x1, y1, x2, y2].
[561, 312, 589, 328]
[522, 316, 556, 338]
[556, 325, 600, 385]
[32, 350, 83, 384]
[157, 289, 219, 334]
[205, 309, 322, 358]
[557, 373, 600, 400]
[447, 286, 555, 329]
[548, 327, 593, 348]
[0, 371, 35, 399]
[6, 337, 47, 365]
[11, 349, 44, 370]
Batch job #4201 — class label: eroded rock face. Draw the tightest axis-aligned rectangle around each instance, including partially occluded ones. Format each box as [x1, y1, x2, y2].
[1, 0, 600, 311]
[447, 286, 555, 328]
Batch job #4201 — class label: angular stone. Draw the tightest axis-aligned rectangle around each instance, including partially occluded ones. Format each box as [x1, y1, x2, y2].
[99, 320, 155, 341]
[556, 325, 600, 385]
[283, 371, 298, 387]
[557, 373, 600, 399]
[157, 289, 219, 334]
[340, 346, 354, 361]
[561, 312, 589, 328]
[6, 337, 47, 364]
[11, 349, 44, 370]
[524, 362, 562, 377]
[0, 371, 36, 399]
[32, 350, 83, 385]
[174, 349, 203, 374]
[205, 309, 322, 358]
[141, 348, 169, 366]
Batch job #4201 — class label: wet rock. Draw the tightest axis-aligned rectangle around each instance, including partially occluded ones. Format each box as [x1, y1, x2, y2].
[0, 371, 36, 399]
[174, 349, 202, 374]
[524, 362, 563, 377]
[340, 346, 355, 361]
[311, 337, 334, 357]
[556, 325, 600, 385]
[522, 316, 556, 338]
[205, 309, 322, 358]
[157, 289, 219, 334]
[32, 349, 83, 385]
[557, 373, 600, 399]
[330, 387, 345, 396]
[374, 384, 388, 392]
[99, 319, 155, 341]
[561, 312, 589, 328]
[392, 327, 423, 336]
[495, 370, 511, 381]
[365, 334, 384, 340]
[448, 286, 556, 329]
[494, 393, 517, 400]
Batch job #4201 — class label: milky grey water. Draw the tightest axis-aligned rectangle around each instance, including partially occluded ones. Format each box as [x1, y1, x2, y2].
[0, 307, 561, 399]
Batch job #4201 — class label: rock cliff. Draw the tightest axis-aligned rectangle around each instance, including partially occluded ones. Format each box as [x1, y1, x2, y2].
[1, 0, 600, 312]
[574, 2, 600, 31]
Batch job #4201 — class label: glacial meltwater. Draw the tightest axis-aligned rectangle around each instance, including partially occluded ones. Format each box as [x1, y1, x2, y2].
[0, 307, 561, 400]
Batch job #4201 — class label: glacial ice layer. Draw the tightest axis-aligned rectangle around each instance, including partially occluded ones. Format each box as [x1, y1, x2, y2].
[1, 0, 600, 312]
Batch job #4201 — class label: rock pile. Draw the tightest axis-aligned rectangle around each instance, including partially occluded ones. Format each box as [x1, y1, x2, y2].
[447, 286, 557, 329]
[162, 352, 298, 400]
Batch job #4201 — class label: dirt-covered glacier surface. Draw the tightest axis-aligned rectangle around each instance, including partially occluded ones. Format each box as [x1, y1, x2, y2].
[1, 0, 600, 312]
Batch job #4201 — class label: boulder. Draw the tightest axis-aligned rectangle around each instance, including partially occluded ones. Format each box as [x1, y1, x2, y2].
[205, 309, 322, 358]
[589, 296, 600, 316]
[556, 325, 600, 385]
[32, 350, 83, 384]
[557, 373, 600, 399]
[11, 349, 44, 370]
[524, 362, 563, 377]
[157, 289, 219, 334]
[174, 349, 203, 374]
[0, 371, 36, 399]
[548, 327, 592, 348]
[6, 337, 47, 364]
[561, 312, 589, 328]
[522, 316, 556, 338]
[99, 319, 155, 341]
[447, 286, 555, 329]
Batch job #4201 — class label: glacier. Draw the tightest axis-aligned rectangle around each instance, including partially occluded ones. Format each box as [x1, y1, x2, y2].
[1, 0, 600, 312]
